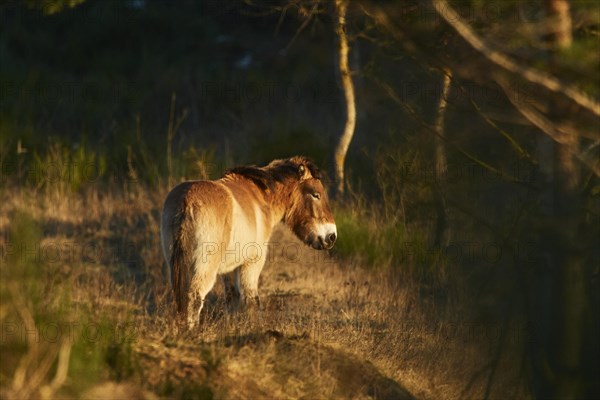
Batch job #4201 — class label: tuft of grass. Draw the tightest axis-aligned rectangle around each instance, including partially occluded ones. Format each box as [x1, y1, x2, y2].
[0, 208, 144, 398]
[30, 140, 107, 194]
[333, 207, 392, 267]
[333, 205, 438, 277]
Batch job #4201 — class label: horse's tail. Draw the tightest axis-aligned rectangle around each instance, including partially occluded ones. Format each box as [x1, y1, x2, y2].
[170, 207, 194, 315]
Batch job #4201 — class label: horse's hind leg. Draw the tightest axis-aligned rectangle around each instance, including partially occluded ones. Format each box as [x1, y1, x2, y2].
[186, 291, 204, 329]
[222, 269, 241, 310]
[187, 261, 219, 329]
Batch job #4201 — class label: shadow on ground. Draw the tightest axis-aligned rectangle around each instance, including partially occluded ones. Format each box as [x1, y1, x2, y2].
[223, 330, 416, 400]
[135, 328, 415, 400]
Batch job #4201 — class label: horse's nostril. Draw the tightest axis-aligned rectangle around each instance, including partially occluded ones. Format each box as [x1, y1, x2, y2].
[329, 233, 336, 243]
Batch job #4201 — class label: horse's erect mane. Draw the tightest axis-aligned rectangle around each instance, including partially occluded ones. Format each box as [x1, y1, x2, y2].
[225, 156, 322, 192]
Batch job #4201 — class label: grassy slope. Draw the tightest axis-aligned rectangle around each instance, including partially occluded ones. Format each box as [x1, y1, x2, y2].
[0, 184, 528, 400]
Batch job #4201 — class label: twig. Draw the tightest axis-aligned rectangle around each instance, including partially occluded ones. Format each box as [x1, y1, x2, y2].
[497, 78, 600, 177]
[280, 2, 320, 54]
[371, 74, 538, 189]
[434, 69, 452, 178]
[40, 341, 72, 399]
[20, 345, 60, 399]
[432, 0, 600, 117]
[469, 99, 536, 164]
[9, 283, 40, 392]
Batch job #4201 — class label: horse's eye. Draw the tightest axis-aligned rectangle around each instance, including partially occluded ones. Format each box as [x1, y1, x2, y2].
[311, 192, 321, 200]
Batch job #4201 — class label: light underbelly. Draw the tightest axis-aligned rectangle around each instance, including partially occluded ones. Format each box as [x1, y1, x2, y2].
[217, 200, 268, 273]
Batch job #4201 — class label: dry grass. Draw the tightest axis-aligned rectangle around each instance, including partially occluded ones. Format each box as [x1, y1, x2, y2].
[0, 183, 530, 400]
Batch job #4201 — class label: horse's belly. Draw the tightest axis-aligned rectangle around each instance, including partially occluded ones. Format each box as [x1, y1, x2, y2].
[201, 189, 270, 274]
[218, 260, 239, 274]
[216, 230, 268, 273]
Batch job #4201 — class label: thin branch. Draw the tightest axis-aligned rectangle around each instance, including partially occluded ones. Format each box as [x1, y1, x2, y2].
[371, 75, 538, 189]
[497, 78, 600, 177]
[20, 345, 60, 399]
[446, 197, 499, 235]
[433, 69, 452, 247]
[9, 283, 39, 392]
[432, 0, 600, 117]
[434, 69, 452, 178]
[40, 341, 72, 399]
[274, 3, 294, 36]
[280, 2, 321, 54]
[469, 99, 537, 164]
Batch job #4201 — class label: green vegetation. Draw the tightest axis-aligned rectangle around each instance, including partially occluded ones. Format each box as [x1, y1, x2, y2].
[0, 210, 143, 398]
[333, 207, 435, 274]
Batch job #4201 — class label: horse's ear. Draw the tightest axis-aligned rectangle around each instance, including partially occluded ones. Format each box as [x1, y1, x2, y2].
[298, 164, 310, 180]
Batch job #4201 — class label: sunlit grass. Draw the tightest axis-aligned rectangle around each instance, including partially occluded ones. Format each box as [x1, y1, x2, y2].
[0, 141, 530, 399]
[0, 208, 146, 399]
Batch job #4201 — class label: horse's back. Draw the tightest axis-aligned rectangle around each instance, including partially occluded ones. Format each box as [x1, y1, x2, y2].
[163, 180, 231, 212]
[161, 180, 234, 264]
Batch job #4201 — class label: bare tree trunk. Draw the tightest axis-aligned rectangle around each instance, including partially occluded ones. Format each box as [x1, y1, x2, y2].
[544, 0, 572, 48]
[334, 0, 356, 197]
[433, 69, 452, 248]
[534, 2, 586, 398]
[435, 70, 452, 179]
[553, 132, 585, 399]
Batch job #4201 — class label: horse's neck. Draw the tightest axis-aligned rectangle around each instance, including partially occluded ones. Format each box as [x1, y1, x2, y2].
[266, 181, 295, 227]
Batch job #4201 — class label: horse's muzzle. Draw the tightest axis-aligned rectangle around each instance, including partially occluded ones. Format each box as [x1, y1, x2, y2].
[309, 223, 337, 250]
[318, 232, 336, 250]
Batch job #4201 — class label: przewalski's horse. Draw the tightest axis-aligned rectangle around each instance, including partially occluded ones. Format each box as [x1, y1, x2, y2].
[160, 156, 337, 328]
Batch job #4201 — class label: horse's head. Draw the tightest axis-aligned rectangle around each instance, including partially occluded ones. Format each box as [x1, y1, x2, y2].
[283, 157, 337, 250]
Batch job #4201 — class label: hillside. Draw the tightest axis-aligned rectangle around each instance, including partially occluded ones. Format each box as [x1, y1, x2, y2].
[0, 185, 527, 399]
